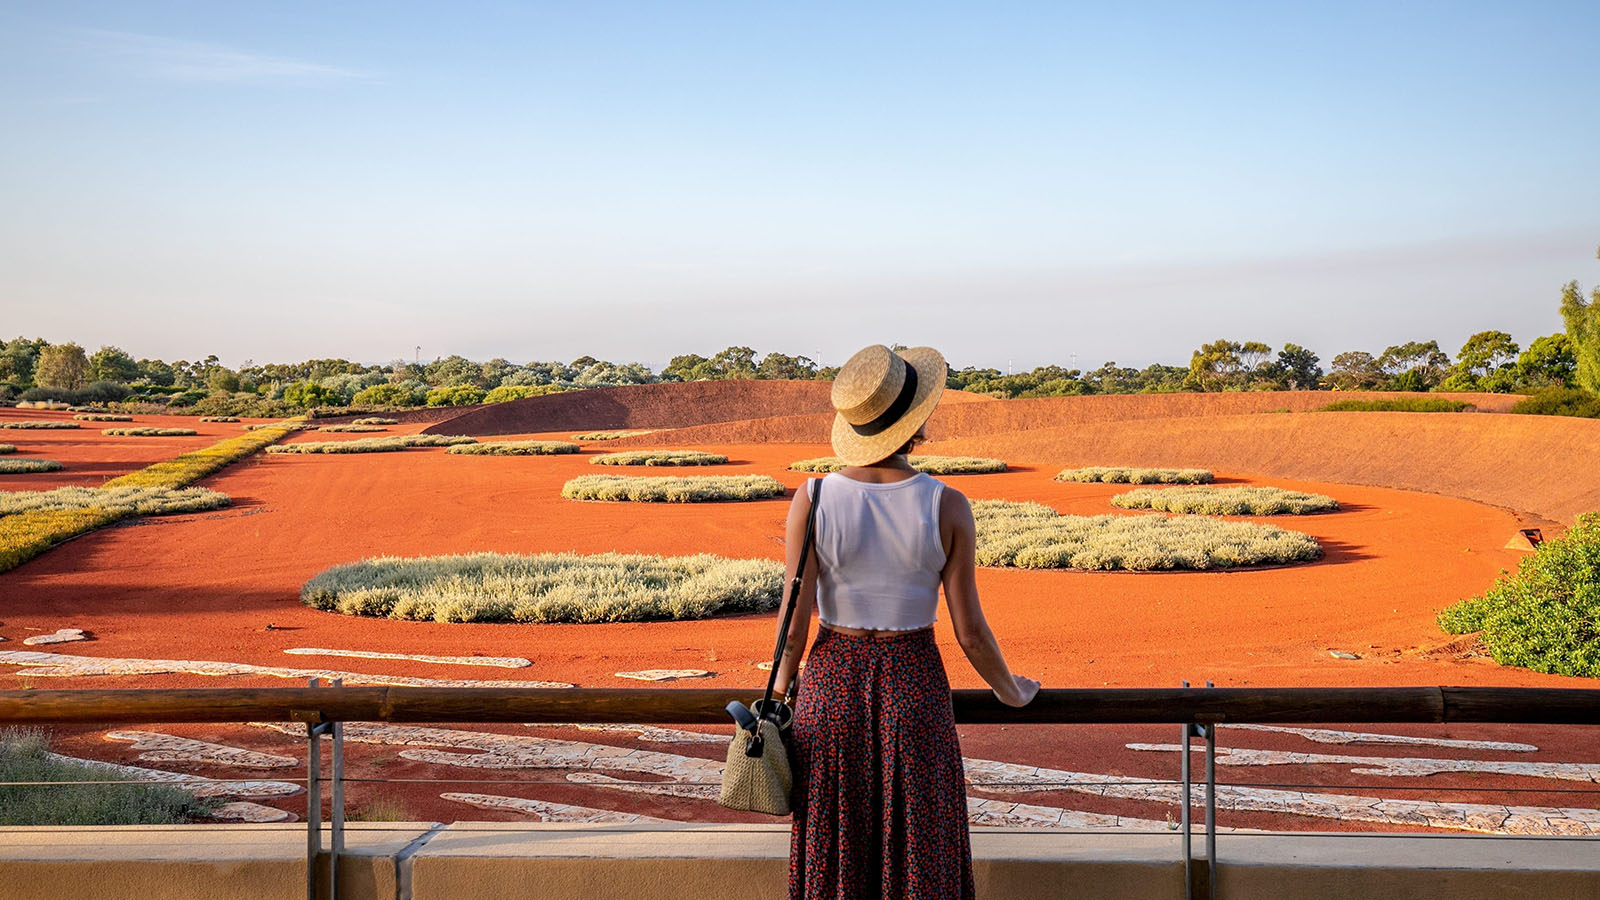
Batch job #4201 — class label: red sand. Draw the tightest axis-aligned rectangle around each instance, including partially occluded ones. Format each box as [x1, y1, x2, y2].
[0, 409, 277, 491]
[1, 389, 1595, 828]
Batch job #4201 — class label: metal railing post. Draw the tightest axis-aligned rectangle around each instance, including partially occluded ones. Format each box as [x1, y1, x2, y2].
[330, 678, 345, 900]
[305, 677, 322, 900]
[1205, 681, 1218, 900]
[1180, 680, 1192, 900]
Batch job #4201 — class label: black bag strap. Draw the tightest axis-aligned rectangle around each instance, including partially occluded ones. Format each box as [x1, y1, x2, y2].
[755, 477, 821, 729]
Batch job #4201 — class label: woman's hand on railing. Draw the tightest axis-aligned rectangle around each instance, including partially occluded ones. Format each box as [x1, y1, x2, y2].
[995, 674, 1041, 708]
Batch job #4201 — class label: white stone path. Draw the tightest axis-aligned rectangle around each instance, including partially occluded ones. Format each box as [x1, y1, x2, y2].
[104, 730, 298, 769]
[283, 648, 532, 668]
[1227, 723, 1540, 752]
[0, 650, 571, 688]
[1125, 744, 1600, 783]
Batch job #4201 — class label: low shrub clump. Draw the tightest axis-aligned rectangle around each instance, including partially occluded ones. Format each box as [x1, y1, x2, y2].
[0, 459, 64, 475]
[1438, 513, 1600, 677]
[319, 424, 387, 433]
[0, 729, 209, 825]
[1055, 467, 1214, 485]
[102, 427, 198, 437]
[0, 485, 229, 518]
[198, 416, 240, 423]
[972, 499, 1321, 570]
[573, 430, 652, 441]
[447, 441, 581, 456]
[0, 445, 15, 455]
[302, 551, 785, 623]
[1511, 387, 1600, 419]
[245, 421, 317, 431]
[591, 450, 729, 466]
[1111, 486, 1339, 515]
[789, 456, 1006, 475]
[267, 434, 477, 454]
[562, 474, 786, 502]
[106, 424, 296, 490]
[73, 414, 132, 422]
[1320, 398, 1471, 413]
[352, 417, 399, 425]
[0, 421, 80, 430]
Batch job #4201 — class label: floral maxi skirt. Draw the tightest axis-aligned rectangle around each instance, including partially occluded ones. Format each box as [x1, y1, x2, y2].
[789, 627, 974, 900]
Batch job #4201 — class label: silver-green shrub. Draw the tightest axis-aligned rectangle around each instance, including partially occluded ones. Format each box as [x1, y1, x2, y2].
[572, 431, 653, 441]
[0, 422, 80, 430]
[302, 551, 785, 623]
[447, 441, 581, 456]
[73, 414, 132, 422]
[102, 428, 198, 437]
[789, 456, 1006, 475]
[1111, 486, 1339, 515]
[1054, 466, 1215, 484]
[319, 424, 387, 433]
[352, 417, 399, 425]
[972, 499, 1320, 570]
[0, 445, 15, 455]
[562, 474, 785, 502]
[198, 416, 240, 423]
[266, 434, 477, 454]
[591, 450, 728, 466]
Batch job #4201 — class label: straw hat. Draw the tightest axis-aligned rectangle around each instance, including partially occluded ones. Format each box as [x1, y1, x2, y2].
[829, 345, 946, 466]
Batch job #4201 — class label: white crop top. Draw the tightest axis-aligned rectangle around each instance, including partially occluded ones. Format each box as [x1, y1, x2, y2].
[809, 472, 947, 631]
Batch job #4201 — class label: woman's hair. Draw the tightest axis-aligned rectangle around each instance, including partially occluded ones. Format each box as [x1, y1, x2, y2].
[891, 434, 918, 457]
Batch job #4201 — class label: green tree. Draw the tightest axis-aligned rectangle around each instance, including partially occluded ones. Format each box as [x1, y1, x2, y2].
[1184, 339, 1252, 391]
[1560, 246, 1600, 392]
[425, 384, 486, 406]
[709, 346, 758, 379]
[1516, 333, 1577, 388]
[755, 352, 818, 380]
[1455, 331, 1520, 381]
[1328, 351, 1382, 391]
[88, 346, 139, 383]
[662, 354, 711, 382]
[352, 383, 421, 406]
[283, 380, 337, 408]
[1377, 340, 1449, 390]
[34, 343, 89, 391]
[1275, 344, 1322, 390]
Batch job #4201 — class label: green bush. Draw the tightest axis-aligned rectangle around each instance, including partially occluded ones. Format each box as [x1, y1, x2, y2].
[1111, 486, 1339, 515]
[591, 450, 729, 466]
[102, 427, 198, 437]
[0, 459, 63, 475]
[198, 416, 240, 423]
[483, 384, 568, 403]
[1510, 387, 1600, 419]
[352, 417, 399, 425]
[447, 440, 581, 456]
[425, 385, 486, 407]
[266, 434, 476, 454]
[73, 413, 132, 422]
[572, 431, 653, 441]
[1055, 467, 1214, 485]
[319, 424, 387, 433]
[0, 485, 229, 517]
[0, 729, 209, 826]
[350, 384, 421, 407]
[1438, 513, 1600, 677]
[302, 551, 784, 623]
[1319, 398, 1471, 412]
[0, 421, 79, 430]
[972, 499, 1321, 570]
[789, 456, 1006, 475]
[562, 474, 786, 502]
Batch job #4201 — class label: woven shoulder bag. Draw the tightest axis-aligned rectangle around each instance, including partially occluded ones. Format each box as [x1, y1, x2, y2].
[718, 477, 821, 816]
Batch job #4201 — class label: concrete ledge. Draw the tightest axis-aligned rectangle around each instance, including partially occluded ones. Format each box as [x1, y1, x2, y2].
[0, 823, 438, 900]
[3, 824, 1597, 900]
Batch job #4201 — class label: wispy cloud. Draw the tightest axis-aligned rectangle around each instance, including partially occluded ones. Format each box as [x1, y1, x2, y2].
[73, 28, 369, 85]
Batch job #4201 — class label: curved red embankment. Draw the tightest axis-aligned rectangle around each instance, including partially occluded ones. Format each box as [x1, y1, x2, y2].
[927, 411, 1600, 526]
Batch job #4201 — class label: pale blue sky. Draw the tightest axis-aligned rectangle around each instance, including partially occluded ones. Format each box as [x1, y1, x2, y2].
[2, 1, 1596, 371]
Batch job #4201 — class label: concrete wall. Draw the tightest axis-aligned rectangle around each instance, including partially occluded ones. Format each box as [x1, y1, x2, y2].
[2, 824, 1597, 900]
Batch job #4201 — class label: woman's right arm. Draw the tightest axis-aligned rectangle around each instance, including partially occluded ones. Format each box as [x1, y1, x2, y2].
[939, 487, 1040, 707]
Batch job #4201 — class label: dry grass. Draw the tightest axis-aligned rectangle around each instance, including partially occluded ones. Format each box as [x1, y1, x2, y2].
[573, 430, 654, 441]
[73, 414, 132, 422]
[1054, 466, 1215, 485]
[102, 428, 198, 437]
[352, 417, 399, 425]
[266, 434, 477, 454]
[198, 416, 239, 423]
[0, 421, 80, 430]
[302, 551, 784, 623]
[447, 440, 581, 456]
[0, 460, 63, 475]
[319, 424, 387, 433]
[972, 499, 1321, 570]
[1111, 486, 1339, 515]
[591, 450, 728, 466]
[562, 474, 786, 502]
[789, 456, 1007, 475]
[0, 485, 230, 518]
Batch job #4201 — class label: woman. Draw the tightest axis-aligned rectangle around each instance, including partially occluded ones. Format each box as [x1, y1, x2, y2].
[772, 344, 1040, 900]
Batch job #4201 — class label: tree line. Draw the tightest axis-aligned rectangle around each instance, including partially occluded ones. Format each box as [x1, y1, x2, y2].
[4, 248, 1596, 415]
